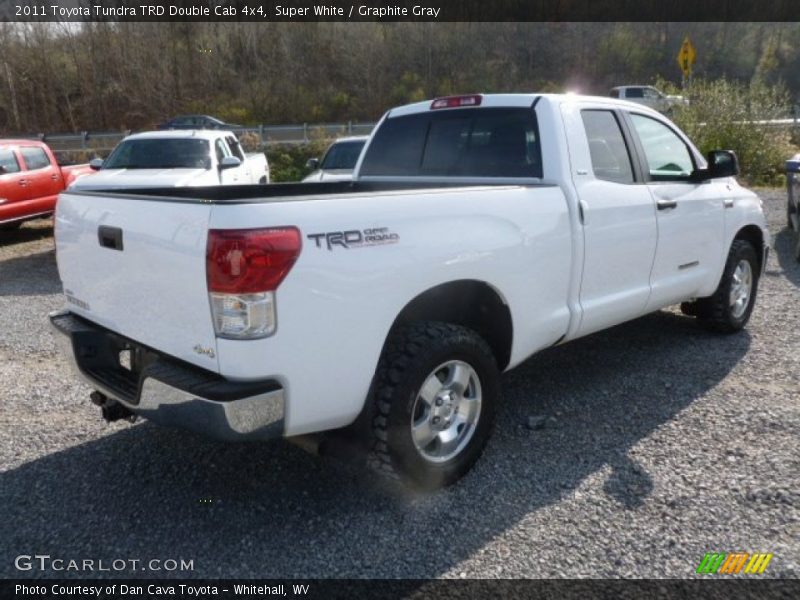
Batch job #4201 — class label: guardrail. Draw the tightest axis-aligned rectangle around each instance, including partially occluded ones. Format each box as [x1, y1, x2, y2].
[17, 122, 378, 153]
[14, 115, 799, 155]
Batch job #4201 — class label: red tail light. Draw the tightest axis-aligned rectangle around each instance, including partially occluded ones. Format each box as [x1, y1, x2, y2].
[207, 227, 302, 294]
[430, 95, 483, 110]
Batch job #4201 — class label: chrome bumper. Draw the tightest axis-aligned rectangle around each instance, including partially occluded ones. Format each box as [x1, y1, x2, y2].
[50, 311, 284, 441]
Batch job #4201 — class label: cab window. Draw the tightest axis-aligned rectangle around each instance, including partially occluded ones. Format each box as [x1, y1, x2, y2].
[0, 148, 21, 173]
[629, 114, 694, 181]
[580, 110, 635, 184]
[20, 146, 51, 170]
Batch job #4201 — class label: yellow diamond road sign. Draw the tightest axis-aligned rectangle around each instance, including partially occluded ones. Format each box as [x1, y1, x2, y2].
[677, 36, 696, 76]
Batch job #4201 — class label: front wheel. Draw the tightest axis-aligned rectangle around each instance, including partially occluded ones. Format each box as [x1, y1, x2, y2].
[696, 240, 759, 333]
[794, 229, 800, 263]
[368, 321, 498, 490]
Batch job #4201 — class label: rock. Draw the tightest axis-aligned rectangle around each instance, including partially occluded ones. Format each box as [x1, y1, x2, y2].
[526, 415, 548, 430]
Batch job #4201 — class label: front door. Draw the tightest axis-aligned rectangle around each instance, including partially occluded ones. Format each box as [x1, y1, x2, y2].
[624, 113, 726, 310]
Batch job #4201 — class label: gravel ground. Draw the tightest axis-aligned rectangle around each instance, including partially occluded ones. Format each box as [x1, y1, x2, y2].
[0, 190, 797, 580]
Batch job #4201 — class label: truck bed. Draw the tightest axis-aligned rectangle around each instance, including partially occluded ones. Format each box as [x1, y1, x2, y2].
[64, 180, 554, 204]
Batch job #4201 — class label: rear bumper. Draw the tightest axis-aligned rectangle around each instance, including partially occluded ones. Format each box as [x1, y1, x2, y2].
[50, 310, 284, 441]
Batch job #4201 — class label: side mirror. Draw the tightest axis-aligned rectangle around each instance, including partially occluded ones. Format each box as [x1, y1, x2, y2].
[219, 156, 241, 170]
[0, 165, 7, 175]
[706, 150, 739, 178]
[692, 150, 739, 181]
[305, 158, 319, 170]
[89, 158, 104, 170]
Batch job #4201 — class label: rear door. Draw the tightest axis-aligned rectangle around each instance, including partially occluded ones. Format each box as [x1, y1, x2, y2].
[55, 191, 219, 371]
[563, 104, 658, 337]
[19, 145, 63, 204]
[624, 112, 726, 309]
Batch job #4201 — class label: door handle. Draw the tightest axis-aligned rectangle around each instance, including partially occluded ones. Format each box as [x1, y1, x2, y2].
[657, 199, 678, 210]
[723, 199, 734, 208]
[98, 225, 124, 251]
[18, 179, 28, 186]
[51, 174, 60, 180]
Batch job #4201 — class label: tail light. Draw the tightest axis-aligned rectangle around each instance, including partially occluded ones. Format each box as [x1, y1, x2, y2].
[430, 95, 482, 110]
[206, 227, 301, 339]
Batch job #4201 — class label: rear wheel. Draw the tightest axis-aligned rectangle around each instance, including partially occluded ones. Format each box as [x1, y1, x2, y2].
[368, 321, 498, 490]
[695, 240, 759, 333]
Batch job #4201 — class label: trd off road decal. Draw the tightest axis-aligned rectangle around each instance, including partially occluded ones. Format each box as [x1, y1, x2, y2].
[307, 227, 400, 251]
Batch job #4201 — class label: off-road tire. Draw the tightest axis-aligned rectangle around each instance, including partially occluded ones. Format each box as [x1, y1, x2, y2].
[367, 321, 499, 490]
[696, 240, 759, 333]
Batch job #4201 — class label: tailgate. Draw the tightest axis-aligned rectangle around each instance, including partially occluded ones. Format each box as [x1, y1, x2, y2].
[55, 191, 219, 372]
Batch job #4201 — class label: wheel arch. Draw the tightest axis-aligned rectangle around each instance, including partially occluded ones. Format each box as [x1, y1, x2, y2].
[733, 224, 765, 272]
[386, 279, 513, 372]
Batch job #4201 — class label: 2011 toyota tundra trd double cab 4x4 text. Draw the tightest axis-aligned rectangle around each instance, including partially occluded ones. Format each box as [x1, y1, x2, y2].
[51, 94, 769, 489]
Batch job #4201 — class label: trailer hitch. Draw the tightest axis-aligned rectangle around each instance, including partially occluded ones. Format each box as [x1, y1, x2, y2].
[90, 391, 137, 423]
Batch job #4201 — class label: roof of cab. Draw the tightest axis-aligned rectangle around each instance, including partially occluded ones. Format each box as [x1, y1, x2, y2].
[0, 139, 49, 146]
[386, 93, 664, 119]
[122, 130, 234, 141]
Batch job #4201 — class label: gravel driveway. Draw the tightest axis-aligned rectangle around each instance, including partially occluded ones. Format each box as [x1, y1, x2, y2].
[0, 189, 797, 579]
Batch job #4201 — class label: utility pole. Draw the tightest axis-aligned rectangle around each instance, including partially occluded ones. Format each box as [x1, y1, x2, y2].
[4, 61, 21, 131]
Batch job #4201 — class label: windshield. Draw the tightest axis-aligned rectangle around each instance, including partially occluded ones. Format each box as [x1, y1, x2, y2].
[320, 140, 366, 170]
[103, 138, 211, 169]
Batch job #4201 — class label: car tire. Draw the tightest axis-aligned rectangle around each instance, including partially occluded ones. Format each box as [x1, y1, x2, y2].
[794, 229, 800, 263]
[696, 240, 759, 333]
[367, 321, 498, 490]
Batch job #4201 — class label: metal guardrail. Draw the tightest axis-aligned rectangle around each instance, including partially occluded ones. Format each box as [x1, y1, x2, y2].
[15, 114, 799, 154]
[17, 122, 377, 153]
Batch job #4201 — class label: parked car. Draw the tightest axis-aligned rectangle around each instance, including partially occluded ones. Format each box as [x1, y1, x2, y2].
[51, 93, 768, 489]
[610, 86, 689, 114]
[302, 136, 369, 182]
[0, 140, 93, 229]
[157, 115, 242, 130]
[70, 130, 269, 190]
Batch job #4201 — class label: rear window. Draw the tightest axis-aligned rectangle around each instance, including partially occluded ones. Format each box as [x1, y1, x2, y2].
[360, 107, 542, 178]
[625, 88, 644, 99]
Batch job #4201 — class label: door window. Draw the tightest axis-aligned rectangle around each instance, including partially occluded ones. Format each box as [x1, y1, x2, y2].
[0, 148, 21, 173]
[580, 110, 635, 184]
[629, 114, 694, 181]
[20, 147, 51, 170]
[215, 139, 230, 163]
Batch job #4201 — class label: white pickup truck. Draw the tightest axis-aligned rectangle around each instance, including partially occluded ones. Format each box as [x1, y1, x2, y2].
[70, 130, 269, 190]
[51, 94, 769, 489]
[610, 86, 689, 114]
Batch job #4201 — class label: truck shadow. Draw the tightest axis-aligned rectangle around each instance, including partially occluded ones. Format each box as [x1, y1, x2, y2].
[0, 220, 54, 247]
[0, 248, 62, 296]
[0, 311, 749, 579]
[772, 226, 800, 288]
